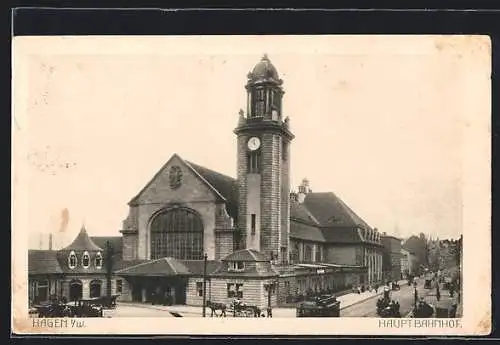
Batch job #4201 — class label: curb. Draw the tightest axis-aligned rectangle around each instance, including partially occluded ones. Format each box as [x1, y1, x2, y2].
[340, 292, 383, 311]
[339, 281, 411, 311]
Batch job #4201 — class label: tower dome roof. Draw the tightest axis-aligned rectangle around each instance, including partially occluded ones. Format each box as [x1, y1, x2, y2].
[60, 225, 103, 252]
[247, 54, 282, 84]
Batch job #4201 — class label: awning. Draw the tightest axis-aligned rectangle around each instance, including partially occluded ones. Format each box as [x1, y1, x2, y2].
[115, 257, 190, 277]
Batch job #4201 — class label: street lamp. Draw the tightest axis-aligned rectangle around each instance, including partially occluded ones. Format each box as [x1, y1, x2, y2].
[202, 253, 208, 317]
[264, 281, 277, 317]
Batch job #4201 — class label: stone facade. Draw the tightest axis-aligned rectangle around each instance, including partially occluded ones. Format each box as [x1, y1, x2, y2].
[381, 234, 403, 281]
[121, 154, 237, 261]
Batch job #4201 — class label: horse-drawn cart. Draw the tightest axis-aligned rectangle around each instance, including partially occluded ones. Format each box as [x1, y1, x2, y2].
[206, 300, 262, 318]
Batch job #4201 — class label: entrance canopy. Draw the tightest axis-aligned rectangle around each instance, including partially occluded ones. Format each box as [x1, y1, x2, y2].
[116, 257, 220, 277]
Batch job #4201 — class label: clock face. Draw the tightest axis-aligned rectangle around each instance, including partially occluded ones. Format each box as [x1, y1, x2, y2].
[247, 137, 261, 151]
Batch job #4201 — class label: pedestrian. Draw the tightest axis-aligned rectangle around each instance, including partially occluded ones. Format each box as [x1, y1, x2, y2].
[414, 287, 418, 306]
[267, 306, 273, 318]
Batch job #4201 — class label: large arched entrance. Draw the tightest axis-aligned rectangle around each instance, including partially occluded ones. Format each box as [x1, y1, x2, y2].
[69, 280, 83, 301]
[150, 207, 204, 260]
[90, 280, 102, 298]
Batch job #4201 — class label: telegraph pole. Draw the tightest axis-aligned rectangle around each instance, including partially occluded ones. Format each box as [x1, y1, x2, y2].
[202, 253, 208, 317]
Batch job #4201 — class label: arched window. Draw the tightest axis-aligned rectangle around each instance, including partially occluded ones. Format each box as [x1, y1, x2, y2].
[150, 208, 204, 260]
[247, 151, 261, 173]
[69, 279, 83, 301]
[68, 251, 77, 269]
[82, 251, 90, 268]
[90, 280, 102, 298]
[95, 252, 103, 269]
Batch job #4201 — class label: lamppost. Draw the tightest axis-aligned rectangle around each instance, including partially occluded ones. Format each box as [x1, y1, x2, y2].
[105, 241, 115, 300]
[202, 253, 208, 317]
[264, 281, 277, 317]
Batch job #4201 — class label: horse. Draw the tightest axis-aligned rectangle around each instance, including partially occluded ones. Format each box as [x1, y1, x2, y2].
[232, 302, 262, 317]
[243, 305, 262, 318]
[206, 300, 227, 317]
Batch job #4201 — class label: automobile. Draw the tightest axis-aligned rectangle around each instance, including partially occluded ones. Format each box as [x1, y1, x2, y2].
[34, 302, 72, 318]
[379, 301, 401, 318]
[296, 295, 341, 317]
[412, 299, 434, 318]
[67, 298, 104, 317]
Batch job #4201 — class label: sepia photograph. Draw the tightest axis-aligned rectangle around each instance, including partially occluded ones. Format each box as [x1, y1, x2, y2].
[12, 34, 490, 335]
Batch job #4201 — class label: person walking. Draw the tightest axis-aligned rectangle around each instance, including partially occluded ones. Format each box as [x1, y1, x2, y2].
[436, 283, 441, 302]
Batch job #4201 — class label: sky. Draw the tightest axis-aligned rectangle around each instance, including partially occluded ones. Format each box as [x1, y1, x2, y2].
[13, 35, 489, 249]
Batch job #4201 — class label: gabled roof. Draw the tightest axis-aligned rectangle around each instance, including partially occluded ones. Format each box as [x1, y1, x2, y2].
[127, 154, 239, 220]
[115, 257, 189, 276]
[180, 260, 221, 275]
[290, 220, 325, 242]
[60, 226, 103, 252]
[303, 192, 372, 229]
[28, 250, 64, 275]
[321, 227, 364, 244]
[91, 236, 123, 254]
[290, 202, 319, 225]
[115, 257, 221, 277]
[184, 161, 239, 220]
[222, 248, 269, 262]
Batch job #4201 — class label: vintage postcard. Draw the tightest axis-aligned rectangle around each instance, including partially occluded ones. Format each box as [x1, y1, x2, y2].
[12, 35, 491, 335]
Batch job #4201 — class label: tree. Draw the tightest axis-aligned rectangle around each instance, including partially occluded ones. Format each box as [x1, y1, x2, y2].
[105, 240, 115, 298]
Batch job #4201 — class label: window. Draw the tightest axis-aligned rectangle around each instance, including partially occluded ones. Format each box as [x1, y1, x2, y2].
[68, 251, 77, 269]
[227, 283, 243, 298]
[247, 151, 261, 173]
[196, 282, 203, 297]
[228, 261, 245, 271]
[82, 251, 90, 268]
[272, 90, 280, 108]
[89, 280, 102, 298]
[304, 245, 313, 263]
[116, 279, 123, 294]
[280, 247, 288, 264]
[37, 280, 49, 302]
[315, 246, 322, 262]
[95, 252, 103, 269]
[150, 208, 204, 260]
[251, 214, 256, 235]
[253, 89, 265, 117]
[284, 281, 291, 296]
[282, 141, 288, 161]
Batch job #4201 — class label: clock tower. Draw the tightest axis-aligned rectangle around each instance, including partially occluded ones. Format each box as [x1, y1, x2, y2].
[234, 54, 294, 263]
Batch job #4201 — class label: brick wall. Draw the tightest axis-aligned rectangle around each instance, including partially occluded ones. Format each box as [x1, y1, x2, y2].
[123, 155, 219, 260]
[215, 231, 234, 260]
[236, 134, 248, 248]
[246, 173, 262, 251]
[193, 278, 277, 308]
[122, 233, 137, 261]
[280, 137, 291, 258]
[260, 133, 281, 260]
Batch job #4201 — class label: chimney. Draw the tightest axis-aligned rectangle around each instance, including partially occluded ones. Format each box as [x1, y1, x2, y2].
[49, 233, 53, 250]
[297, 178, 310, 203]
[297, 192, 306, 204]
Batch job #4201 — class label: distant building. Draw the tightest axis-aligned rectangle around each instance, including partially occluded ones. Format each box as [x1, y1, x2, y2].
[381, 233, 403, 281]
[28, 226, 126, 305]
[400, 247, 417, 278]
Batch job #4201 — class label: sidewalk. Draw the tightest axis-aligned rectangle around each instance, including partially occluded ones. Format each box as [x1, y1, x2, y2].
[418, 283, 462, 317]
[118, 280, 408, 317]
[337, 279, 408, 310]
